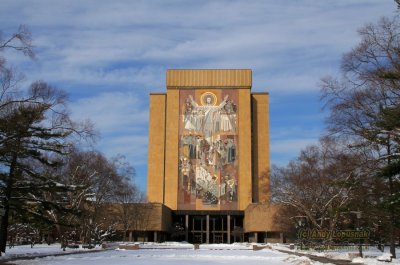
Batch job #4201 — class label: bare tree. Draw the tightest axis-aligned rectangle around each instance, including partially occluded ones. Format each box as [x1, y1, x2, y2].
[72, 151, 120, 245]
[0, 25, 34, 60]
[114, 183, 145, 242]
[54, 150, 142, 245]
[271, 138, 369, 232]
[320, 15, 400, 257]
[131, 203, 156, 243]
[0, 25, 33, 112]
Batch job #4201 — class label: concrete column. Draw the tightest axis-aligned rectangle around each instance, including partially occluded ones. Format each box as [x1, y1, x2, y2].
[280, 232, 284, 243]
[129, 231, 132, 242]
[254, 232, 258, 243]
[185, 215, 189, 242]
[227, 215, 231, 244]
[154, 231, 158, 242]
[206, 215, 210, 244]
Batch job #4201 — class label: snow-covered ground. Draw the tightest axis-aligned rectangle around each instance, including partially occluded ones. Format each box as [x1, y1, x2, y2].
[0, 243, 103, 260]
[274, 243, 400, 265]
[0, 242, 399, 265]
[1, 243, 316, 265]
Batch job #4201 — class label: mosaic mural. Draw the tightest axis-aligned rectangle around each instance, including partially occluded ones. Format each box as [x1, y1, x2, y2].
[178, 89, 239, 210]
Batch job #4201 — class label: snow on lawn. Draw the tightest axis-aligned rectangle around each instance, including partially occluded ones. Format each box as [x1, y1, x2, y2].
[0, 243, 102, 260]
[2, 242, 400, 265]
[2, 243, 319, 265]
[9, 249, 313, 265]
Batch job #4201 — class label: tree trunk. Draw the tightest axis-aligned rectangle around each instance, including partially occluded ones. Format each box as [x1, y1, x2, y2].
[0, 152, 17, 254]
[123, 230, 127, 242]
[387, 138, 396, 259]
[388, 174, 396, 259]
[0, 207, 9, 254]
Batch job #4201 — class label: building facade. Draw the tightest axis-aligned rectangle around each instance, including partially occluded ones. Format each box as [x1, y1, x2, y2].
[147, 69, 281, 243]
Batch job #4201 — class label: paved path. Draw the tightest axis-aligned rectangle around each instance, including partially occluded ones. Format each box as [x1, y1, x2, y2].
[276, 248, 360, 265]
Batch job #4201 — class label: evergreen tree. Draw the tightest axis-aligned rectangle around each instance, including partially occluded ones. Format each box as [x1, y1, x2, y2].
[0, 81, 92, 253]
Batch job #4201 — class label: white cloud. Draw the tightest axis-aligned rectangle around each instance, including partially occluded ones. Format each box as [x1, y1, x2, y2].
[69, 92, 149, 171]
[270, 138, 319, 167]
[101, 135, 149, 166]
[5, 0, 394, 93]
[271, 138, 319, 155]
[70, 92, 148, 133]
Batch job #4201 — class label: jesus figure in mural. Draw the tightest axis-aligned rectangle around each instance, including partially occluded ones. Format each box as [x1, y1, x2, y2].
[188, 94, 229, 143]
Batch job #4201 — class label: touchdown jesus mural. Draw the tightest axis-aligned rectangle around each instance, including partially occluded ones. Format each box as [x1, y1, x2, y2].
[178, 89, 239, 210]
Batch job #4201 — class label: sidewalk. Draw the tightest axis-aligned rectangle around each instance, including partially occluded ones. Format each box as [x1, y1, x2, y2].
[276, 248, 360, 265]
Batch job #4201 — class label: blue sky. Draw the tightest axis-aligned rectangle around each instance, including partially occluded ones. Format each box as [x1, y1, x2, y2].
[0, 0, 397, 194]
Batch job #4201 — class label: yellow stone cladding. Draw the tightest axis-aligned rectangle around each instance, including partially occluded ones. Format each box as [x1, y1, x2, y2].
[166, 69, 251, 88]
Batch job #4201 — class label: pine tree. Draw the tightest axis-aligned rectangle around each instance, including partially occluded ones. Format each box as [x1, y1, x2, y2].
[0, 82, 91, 253]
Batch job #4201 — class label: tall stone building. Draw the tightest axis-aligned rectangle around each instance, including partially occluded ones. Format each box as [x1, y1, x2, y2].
[147, 69, 281, 243]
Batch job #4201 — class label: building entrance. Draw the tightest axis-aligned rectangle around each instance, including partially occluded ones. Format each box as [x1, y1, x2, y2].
[172, 212, 244, 244]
